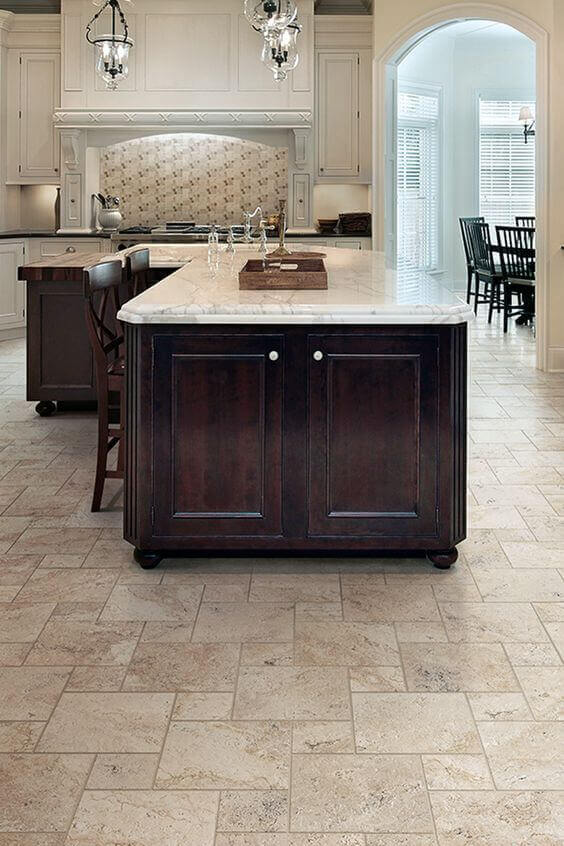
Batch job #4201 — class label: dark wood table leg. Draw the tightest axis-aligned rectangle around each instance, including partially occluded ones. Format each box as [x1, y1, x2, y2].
[427, 548, 459, 570]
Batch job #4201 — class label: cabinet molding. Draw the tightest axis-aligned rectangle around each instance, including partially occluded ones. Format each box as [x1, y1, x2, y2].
[317, 51, 360, 179]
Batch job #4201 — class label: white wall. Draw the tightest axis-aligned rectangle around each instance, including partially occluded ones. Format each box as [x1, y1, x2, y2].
[398, 22, 535, 288]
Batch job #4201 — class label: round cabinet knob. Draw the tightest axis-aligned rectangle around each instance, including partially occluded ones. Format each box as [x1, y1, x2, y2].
[313, 350, 324, 361]
[269, 351, 279, 362]
[65, 246, 76, 253]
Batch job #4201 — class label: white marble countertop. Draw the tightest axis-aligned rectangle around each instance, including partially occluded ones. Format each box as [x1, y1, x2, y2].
[116, 244, 475, 326]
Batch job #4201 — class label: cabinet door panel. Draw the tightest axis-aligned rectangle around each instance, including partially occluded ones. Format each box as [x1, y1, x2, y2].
[308, 334, 439, 538]
[20, 53, 60, 179]
[317, 52, 359, 178]
[0, 243, 25, 329]
[153, 335, 283, 537]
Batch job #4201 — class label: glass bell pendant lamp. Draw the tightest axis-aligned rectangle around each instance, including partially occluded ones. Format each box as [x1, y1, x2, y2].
[244, 0, 298, 33]
[86, 0, 134, 90]
[261, 22, 301, 82]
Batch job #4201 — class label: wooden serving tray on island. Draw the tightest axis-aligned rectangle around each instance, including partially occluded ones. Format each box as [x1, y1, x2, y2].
[239, 257, 328, 290]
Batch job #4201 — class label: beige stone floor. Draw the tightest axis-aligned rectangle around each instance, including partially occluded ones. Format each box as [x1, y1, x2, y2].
[0, 312, 562, 846]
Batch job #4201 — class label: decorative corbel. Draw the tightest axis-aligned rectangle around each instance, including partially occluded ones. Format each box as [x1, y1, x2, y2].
[59, 129, 82, 171]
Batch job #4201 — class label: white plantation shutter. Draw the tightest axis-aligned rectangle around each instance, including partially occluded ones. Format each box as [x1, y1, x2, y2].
[479, 98, 536, 229]
[397, 86, 441, 271]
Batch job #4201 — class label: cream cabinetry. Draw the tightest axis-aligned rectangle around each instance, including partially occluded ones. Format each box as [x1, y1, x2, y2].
[0, 241, 26, 331]
[286, 237, 371, 250]
[314, 17, 373, 185]
[8, 51, 61, 184]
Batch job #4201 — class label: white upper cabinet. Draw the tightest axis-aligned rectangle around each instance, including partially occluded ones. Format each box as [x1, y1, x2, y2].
[317, 51, 360, 179]
[8, 51, 61, 183]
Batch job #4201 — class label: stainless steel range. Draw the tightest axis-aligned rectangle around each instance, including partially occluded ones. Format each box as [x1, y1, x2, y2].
[114, 221, 246, 248]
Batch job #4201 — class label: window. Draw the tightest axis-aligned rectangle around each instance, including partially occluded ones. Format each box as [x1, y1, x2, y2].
[479, 98, 536, 229]
[397, 85, 441, 272]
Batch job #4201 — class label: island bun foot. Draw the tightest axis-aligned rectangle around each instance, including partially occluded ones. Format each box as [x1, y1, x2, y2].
[427, 548, 458, 570]
[134, 548, 163, 570]
[35, 401, 56, 417]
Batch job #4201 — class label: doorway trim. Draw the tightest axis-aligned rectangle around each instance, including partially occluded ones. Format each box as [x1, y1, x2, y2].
[374, 3, 549, 369]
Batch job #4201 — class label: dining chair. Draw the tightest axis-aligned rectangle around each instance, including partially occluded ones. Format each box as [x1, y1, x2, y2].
[495, 225, 536, 333]
[465, 220, 504, 324]
[459, 216, 486, 311]
[515, 216, 536, 228]
[125, 247, 151, 298]
[84, 260, 126, 512]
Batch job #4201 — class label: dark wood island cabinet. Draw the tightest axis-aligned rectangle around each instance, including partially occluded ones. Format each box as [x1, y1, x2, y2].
[119, 245, 473, 570]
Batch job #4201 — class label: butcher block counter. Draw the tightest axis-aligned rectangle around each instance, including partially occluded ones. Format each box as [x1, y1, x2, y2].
[115, 245, 474, 570]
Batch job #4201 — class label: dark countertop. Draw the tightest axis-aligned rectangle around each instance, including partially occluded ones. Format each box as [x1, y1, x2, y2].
[0, 230, 110, 240]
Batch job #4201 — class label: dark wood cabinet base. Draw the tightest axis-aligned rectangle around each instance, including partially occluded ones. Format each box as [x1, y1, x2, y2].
[35, 401, 57, 417]
[124, 323, 468, 568]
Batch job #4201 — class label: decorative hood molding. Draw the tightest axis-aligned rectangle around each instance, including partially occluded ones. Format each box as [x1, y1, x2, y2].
[53, 109, 313, 130]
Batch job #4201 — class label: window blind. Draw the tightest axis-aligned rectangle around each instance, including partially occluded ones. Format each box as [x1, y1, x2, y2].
[397, 87, 441, 272]
[479, 99, 536, 229]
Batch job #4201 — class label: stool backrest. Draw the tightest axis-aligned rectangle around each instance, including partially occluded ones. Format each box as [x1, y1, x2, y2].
[83, 260, 125, 382]
[125, 248, 151, 298]
[496, 225, 536, 282]
[459, 216, 484, 267]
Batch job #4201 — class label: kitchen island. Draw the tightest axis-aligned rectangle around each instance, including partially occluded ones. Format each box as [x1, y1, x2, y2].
[118, 245, 474, 570]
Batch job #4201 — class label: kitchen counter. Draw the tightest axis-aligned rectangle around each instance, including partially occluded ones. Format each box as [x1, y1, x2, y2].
[119, 244, 470, 571]
[110, 229, 371, 243]
[118, 244, 473, 326]
[0, 230, 109, 239]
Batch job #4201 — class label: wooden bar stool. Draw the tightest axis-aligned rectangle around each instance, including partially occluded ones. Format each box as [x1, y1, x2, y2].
[84, 260, 126, 512]
[125, 248, 151, 298]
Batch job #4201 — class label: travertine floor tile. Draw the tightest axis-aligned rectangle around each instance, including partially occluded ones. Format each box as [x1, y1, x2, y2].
[503, 641, 562, 666]
[66, 790, 218, 846]
[513, 665, 564, 719]
[292, 721, 355, 754]
[217, 790, 288, 832]
[25, 621, 142, 666]
[38, 692, 173, 752]
[422, 754, 494, 790]
[16, 569, 116, 604]
[0, 603, 54, 642]
[100, 583, 202, 622]
[295, 621, 399, 666]
[467, 692, 533, 721]
[430, 790, 564, 845]
[249, 573, 340, 603]
[349, 666, 406, 691]
[192, 602, 294, 642]
[439, 601, 548, 642]
[341, 579, 440, 621]
[0, 667, 69, 720]
[161, 570, 251, 600]
[9, 528, 100, 556]
[0, 722, 44, 753]
[401, 643, 518, 691]
[172, 691, 234, 720]
[240, 642, 294, 666]
[478, 721, 563, 789]
[500, 541, 564, 568]
[156, 721, 291, 789]
[0, 644, 32, 667]
[66, 666, 127, 692]
[472, 568, 564, 601]
[233, 666, 350, 720]
[353, 693, 480, 753]
[123, 642, 239, 691]
[85, 753, 159, 789]
[0, 555, 41, 587]
[365, 837, 437, 846]
[290, 754, 432, 833]
[0, 753, 92, 832]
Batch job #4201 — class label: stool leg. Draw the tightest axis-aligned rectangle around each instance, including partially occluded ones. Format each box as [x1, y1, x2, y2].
[92, 401, 109, 512]
[503, 283, 510, 334]
[466, 266, 473, 304]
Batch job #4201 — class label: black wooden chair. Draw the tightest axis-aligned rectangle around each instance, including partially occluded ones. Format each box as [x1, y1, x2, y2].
[84, 260, 126, 512]
[466, 221, 504, 324]
[459, 216, 486, 311]
[515, 216, 536, 228]
[496, 225, 536, 333]
[125, 248, 151, 298]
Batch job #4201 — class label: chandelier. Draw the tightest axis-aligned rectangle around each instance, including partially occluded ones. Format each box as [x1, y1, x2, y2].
[86, 0, 134, 91]
[244, 1, 302, 82]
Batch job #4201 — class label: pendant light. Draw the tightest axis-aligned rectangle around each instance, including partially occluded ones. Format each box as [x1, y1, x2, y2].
[244, 0, 298, 33]
[261, 21, 302, 81]
[86, 0, 134, 90]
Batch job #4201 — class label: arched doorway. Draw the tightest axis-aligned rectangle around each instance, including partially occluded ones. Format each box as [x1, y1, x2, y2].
[373, 4, 549, 368]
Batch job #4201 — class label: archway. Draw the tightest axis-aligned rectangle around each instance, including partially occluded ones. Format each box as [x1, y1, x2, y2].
[373, 3, 549, 368]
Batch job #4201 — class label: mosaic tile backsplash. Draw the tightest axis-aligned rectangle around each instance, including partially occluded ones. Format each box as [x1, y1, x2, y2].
[100, 134, 288, 228]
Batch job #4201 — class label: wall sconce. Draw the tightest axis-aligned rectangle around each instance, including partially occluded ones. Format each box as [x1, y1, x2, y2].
[519, 106, 536, 144]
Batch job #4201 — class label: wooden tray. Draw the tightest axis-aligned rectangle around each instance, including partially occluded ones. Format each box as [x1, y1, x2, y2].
[239, 257, 328, 290]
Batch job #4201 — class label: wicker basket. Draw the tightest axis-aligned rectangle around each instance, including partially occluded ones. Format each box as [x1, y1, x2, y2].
[339, 212, 372, 235]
